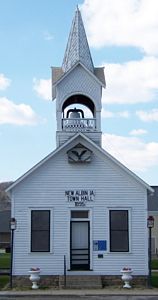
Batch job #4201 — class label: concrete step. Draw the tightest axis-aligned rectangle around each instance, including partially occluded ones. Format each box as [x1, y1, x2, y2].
[59, 275, 102, 289]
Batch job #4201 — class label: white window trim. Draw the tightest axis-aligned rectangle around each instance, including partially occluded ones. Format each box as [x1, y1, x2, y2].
[28, 206, 54, 254]
[107, 207, 132, 254]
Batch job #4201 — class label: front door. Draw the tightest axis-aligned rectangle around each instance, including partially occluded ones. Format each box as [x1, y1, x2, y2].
[70, 221, 90, 270]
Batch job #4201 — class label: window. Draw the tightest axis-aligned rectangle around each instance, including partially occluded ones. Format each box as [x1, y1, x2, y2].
[110, 210, 129, 252]
[71, 210, 89, 219]
[31, 210, 50, 252]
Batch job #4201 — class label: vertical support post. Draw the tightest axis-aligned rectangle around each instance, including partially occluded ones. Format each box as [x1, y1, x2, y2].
[148, 227, 152, 288]
[9, 217, 17, 289]
[147, 215, 154, 289]
[64, 255, 66, 288]
[10, 229, 14, 289]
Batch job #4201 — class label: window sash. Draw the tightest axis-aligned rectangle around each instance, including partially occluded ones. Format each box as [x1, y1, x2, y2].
[31, 210, 50, 252]
[110, 210, 129, 252]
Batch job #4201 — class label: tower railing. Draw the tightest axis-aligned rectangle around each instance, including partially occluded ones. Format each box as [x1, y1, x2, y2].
[62, 118, 96, 132]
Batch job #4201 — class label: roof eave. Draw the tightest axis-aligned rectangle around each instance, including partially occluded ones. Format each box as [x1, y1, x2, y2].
[6, 132, 153, 194]
[53, 62, 105, 88]
[6, 133, 82, 192]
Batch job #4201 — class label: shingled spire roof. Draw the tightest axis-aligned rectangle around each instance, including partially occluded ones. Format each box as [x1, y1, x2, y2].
[52, 7, 105, 100]
[62, 6, 94, 73]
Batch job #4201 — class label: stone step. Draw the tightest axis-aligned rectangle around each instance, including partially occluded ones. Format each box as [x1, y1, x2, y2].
[59, 275, 102, 289]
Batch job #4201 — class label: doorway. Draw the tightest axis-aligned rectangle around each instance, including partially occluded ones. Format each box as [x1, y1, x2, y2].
[70, 221, 90, 270]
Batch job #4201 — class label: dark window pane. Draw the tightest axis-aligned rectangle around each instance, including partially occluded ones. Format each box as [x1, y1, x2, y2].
[71, 211, 88, 218]
[31, 210, 50, 252]
[110, 231, 129, 252]
[110, 210, 128, 230]
[31, 231, 50, 252]
[110, 210, 129, 252]
[31, 210, 50, 230]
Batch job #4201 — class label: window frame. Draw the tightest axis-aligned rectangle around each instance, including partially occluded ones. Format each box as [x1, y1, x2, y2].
[109, 208, 131, 253]
[29, 207, 53, 253]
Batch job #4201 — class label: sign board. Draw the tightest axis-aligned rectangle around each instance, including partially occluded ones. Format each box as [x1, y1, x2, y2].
[65, 190, 95, 207]
[93, 240, 107, 251]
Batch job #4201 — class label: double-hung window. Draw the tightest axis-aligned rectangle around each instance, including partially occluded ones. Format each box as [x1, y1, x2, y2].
[31, 210, 50, 252]
[110, 210, 129, 252]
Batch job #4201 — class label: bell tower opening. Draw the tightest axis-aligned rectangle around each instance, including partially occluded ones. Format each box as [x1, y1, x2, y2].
[62, 94, 96, 132]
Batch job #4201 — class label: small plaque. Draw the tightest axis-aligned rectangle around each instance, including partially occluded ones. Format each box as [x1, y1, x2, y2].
[98, 254, 104, 258]
[93, 240, 107, 251]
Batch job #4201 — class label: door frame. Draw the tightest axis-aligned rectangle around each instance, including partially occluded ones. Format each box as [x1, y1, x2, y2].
[70, 220, 90, 270]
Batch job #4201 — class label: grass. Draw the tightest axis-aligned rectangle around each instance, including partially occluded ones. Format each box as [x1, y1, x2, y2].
[0, 275, 9, 290]
[0, 253, 10, 269]
[151, 259, 158, 270]
[0, 254, 10, 290]
[152, 272, 158, 288]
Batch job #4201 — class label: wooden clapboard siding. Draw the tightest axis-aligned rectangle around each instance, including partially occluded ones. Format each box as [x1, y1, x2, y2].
[57, 65, 102, 108]
[11, 136, 148, 276]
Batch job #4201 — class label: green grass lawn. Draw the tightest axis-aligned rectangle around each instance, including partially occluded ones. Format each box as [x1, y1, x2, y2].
[151, 259, 158, 270]
[0, 253, 10, 290]
[152, 272, 158, 288]
[0, 253, 10, 269]
[0, 275, 9, 290]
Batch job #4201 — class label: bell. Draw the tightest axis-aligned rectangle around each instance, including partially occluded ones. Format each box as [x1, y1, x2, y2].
[69, 108, 81, 119]
[66, 108, 84, 119]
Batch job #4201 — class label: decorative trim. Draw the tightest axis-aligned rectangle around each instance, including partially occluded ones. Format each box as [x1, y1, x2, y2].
[67, 144, 92, 163]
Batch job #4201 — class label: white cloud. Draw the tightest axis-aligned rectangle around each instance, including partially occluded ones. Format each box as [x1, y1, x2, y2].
[0, 97, 40, 125]
[81, 0, 158, 56]
[102, 133, 158, 172]
[130, 129, 147, 136]
[33, 78, 51, 100]
[101, 108, 130, 118]
[102, 56, 158, 104]
[136, 109, 158, 122]
[0, 74, 11, 90]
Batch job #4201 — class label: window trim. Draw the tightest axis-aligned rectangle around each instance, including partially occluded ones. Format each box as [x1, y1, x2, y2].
[28, 207, 53, 254]
[108, 208, 131, 253]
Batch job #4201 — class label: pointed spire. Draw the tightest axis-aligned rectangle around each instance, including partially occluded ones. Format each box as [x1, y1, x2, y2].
[62, 6, 94, 73]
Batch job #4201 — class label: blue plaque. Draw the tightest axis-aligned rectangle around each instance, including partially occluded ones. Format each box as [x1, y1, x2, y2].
[98, 240, 106, 251]
[93, 240, 107, 251]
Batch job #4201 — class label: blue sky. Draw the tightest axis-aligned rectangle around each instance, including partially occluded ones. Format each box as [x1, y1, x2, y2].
[0, 0, 158, 185]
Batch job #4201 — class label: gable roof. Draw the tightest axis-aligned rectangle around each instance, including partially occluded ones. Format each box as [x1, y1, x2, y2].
[52, 65, 105, 87]
[52, 64, 105, 100]
[52, 61, 105, 97]
[6, 133, 153, 193]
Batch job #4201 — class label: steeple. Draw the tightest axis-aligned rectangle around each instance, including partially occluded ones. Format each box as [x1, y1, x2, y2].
[52, 7, 105, 148]
[62, 6, 94, 73]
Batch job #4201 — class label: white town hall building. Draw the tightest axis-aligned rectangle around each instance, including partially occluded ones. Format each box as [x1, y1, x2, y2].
[7, 7, 153, 288]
